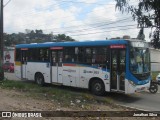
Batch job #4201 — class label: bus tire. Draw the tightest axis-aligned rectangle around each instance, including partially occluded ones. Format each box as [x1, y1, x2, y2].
[91, 79, 105, 96]
[35, 73, 45, 86]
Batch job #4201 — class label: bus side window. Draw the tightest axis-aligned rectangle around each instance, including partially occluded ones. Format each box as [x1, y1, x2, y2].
[92, 47, 109, 69]
[65, 55, 71, 62]
[64, 47, 76, 63]
[39, 48, 49, 62]
[78, 47, 84, 63]
[58, 51, 63, 63]
[85, 47, 92, 64]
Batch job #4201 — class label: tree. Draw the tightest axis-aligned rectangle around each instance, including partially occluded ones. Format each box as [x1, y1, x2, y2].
[4, 30, 76, 46]
[115, 0, 160, 48]
[35, 29, 43, 34]
[137, 28, 145, 40]
[54, 34, 75, 42]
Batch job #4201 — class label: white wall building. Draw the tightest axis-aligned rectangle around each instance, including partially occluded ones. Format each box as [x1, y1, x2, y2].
[150, 48, 160, 71]
[4, 47, 14, 64]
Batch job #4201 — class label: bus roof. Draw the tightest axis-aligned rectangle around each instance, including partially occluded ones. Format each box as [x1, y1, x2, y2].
[16, 39, 129, 48]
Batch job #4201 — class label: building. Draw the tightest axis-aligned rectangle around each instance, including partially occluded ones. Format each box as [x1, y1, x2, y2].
[4, 47, 14, 64]
[150, 48, 160, 71]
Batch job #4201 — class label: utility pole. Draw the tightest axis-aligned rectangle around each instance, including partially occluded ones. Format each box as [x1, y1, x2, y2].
[0, 0, 4, 80]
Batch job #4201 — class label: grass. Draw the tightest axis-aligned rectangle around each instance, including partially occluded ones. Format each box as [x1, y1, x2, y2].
[0, 71, 158, 106]
[0, 80, 113, 107]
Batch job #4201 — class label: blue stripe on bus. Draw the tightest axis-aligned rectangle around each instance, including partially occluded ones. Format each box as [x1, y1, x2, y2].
[16, 40, 128, 48]
[126, 72, 150, 85]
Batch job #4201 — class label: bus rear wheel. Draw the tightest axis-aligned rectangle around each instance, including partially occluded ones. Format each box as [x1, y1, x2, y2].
[35, 73, 45, 86]
[91, 79, 105, 96]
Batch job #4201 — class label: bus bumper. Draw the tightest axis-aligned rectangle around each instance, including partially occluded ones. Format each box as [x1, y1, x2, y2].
[125, 80, 150, 94]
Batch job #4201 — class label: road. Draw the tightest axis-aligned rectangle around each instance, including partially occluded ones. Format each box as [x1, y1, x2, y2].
[115, 87, 160, 111]
[4, 72, 21, 81]
[4, 72, 160, 111]
[105, 86, 160, 111]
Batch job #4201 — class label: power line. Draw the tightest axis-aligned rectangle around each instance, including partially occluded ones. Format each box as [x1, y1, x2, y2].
[4, 1, 138, 35]
[5, 17, 133, 33]
[52, 24, 137, 34]
[42, 18, 133, 32]
[8, 0, 116, 16]
[54, 0, 116, 5]
[4, 0, 116, 19]
[5, 13, 132, 31]
[67, 26, 138, 36]
[3, 0, 11, 7]
[4, 0, 138, 29]
[4, 0, 137, 30]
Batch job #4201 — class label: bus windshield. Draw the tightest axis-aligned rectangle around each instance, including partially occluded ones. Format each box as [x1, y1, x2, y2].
[130, 47, 150, 80]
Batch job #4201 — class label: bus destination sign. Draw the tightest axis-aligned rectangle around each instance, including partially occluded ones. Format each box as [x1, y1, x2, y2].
[110, 45, 126, 49]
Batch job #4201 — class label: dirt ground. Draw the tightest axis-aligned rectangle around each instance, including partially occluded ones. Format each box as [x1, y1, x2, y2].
[0, 87, 159, 120]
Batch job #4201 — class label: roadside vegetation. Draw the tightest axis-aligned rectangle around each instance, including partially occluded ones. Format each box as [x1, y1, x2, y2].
[0, 71, 158, 107]
[152, 71, 160, 80]
[0, 79, 158, 119]
[0, 80, 114, 109]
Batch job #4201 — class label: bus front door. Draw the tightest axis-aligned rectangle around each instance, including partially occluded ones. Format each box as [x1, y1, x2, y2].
[51, 50, 63, 84]
[110, 49, 126, 92]
[21, 49, 28, 79]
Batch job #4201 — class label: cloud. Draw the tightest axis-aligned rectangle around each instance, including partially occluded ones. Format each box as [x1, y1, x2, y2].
[4, 0, 151, 41]
[4, 0, 81, 33]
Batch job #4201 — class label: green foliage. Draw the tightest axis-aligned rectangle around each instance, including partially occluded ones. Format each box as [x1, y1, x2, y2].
[54, 34, 75, 42]
[0, 80, 38, 90]
[115, 0, 160, 48]
[4, 29, 75, 46]
[0, 80, 112, 106]
[152, 71, 160, 80]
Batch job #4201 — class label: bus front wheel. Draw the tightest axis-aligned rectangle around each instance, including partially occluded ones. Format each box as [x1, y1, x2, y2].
[35, 73, 45, 86]
[91, 79, 105, 96]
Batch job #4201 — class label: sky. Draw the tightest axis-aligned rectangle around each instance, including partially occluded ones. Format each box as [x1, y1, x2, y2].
[4, 0, 151, 41]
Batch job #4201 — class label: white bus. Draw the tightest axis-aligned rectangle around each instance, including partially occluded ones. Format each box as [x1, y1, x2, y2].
[15, 39, 151, 95]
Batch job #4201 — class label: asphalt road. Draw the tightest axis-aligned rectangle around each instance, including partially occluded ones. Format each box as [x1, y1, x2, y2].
[4, 72, 21, 81]
[114, 87, 160, 111]
[4, 72, 160, 111]
[105, 86, 160, 111]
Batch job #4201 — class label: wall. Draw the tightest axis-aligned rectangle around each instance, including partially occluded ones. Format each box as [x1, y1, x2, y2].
[150, 48, 160, 71]
[4, 47, 14, 64]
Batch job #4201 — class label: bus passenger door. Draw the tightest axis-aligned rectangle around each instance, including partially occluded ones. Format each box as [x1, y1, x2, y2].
[21, 49, 28, 79]
[110, 45, 126, 92]
[51, 48, 63, 84]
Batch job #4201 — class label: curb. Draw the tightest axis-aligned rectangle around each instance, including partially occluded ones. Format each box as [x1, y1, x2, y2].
[115, 103, 149, 111]
[116, 103, 160, 115]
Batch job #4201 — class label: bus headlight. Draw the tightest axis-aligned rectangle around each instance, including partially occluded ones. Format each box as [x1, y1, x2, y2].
[128, 80, 136, 86]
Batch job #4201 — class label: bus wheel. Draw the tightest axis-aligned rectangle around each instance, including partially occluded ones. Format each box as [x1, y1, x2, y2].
[91, 80, 105, 96]
[35, 73, 44, 86]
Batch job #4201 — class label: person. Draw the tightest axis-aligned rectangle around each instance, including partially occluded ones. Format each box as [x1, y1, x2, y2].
[4, 51, 11, 62]
[144, 63, 149, 72]
[137, 62, 143, 73]
[130, 58, 137, 72]
[65, 55, 71, 62]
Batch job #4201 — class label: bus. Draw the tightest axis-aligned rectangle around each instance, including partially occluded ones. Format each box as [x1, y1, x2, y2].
[15, 39, 151, 95]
